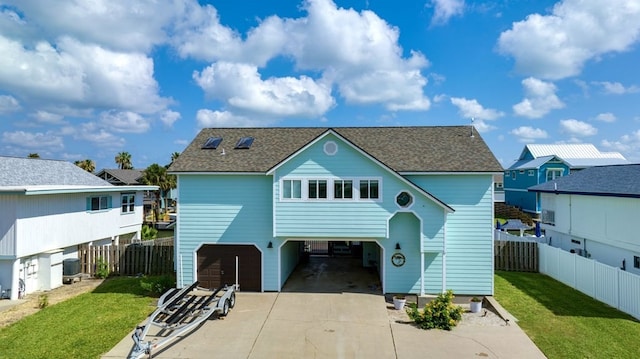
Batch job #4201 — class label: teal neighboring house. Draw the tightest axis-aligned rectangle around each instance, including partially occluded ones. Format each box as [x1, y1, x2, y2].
[169, 126, 502, 295]
[504, 144, 628, 215]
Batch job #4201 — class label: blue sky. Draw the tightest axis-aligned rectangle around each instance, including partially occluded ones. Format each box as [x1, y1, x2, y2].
[0, 0, 639, 170]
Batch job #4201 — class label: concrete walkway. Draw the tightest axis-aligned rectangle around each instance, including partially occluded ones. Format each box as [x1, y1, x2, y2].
[102, 292, 546, 359]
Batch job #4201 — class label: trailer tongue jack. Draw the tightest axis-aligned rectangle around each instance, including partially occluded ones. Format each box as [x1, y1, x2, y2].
[128, 281, 238, 359]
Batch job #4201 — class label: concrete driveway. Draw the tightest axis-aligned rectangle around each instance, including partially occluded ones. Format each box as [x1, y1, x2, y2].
[102, 292, 546, 359]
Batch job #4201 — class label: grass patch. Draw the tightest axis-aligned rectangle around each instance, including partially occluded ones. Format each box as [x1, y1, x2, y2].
[0, 277, 159, 359]
[495, 271, 640, 359]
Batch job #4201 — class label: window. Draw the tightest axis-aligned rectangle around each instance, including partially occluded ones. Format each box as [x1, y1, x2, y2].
[396, 191, 413, 207]
[541, 209, 555, 225]
[546, 169, 563, 181]
[334, 180, 353, 199]
[283, 180, 302, 199]
[511, 171, 516, 180]
[235, 136, 254, 149]
[202, 136, 222, 149]
[324, 141, 338, 155]
[359, 180, 379, 199]
[308, 180, 327, 199]
[87, 196, 111, 211]
[528, 170, 534, 176]
[519, 170, 525, 174]
[496, 182, 503, 189]
[121, 194, 135, 213]
[634, 256, 640, 269]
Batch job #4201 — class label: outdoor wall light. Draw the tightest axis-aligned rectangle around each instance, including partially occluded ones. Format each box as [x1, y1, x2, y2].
[267, 241, 273, 249]
[395, 242, 401, 250]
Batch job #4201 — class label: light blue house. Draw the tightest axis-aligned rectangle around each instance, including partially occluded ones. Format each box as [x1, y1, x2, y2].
[504, 144, 628, 215]
[169, 127, 502, 295]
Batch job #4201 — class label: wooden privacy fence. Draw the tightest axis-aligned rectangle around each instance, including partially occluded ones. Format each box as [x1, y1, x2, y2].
[79, 244, 174, 277]
[494, 240, 538, 272]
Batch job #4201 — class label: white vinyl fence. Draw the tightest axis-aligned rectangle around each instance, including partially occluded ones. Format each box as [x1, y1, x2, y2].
[538, 243, 640, 320]
[494, 229, 542, 243]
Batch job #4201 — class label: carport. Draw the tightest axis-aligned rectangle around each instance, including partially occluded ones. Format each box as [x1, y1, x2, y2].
[281, 240, 383, 293]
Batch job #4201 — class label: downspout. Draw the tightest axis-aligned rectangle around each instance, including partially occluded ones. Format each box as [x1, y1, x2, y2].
[420, 248, 425, 296]
[442, 209, 447, 293]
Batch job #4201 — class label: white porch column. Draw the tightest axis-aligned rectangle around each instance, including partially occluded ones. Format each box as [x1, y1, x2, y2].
[10, 259, 20, 300]
[420, 252, 425, 296]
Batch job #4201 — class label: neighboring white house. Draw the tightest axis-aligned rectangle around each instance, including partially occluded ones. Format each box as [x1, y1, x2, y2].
[529, 164, 640, 276]
[0, 157, 157, 300]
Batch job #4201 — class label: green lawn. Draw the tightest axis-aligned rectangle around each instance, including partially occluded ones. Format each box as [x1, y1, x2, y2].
[495, 271, 640, 359]
[0, 277, 158, 359]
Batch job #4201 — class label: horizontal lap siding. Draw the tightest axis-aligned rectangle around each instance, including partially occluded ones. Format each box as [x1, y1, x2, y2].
[274, 134, 446, 239]
[177, 175, 274, 288]
[408, 175, 494, 295]
[0, 195, 17, 256]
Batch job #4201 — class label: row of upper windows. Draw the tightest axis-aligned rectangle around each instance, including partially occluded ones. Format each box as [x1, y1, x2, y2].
[282, 178, 380, 201]
[86, 194, 136, 214]
[505, 169, 564, 180]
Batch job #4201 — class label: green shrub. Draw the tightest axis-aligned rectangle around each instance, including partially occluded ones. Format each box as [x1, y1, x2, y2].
[141, 225, 158, 241]
[140, 275, 176, 296]
[407, 290, 463, 330]
[38, 294, 49, 309]
[94, 257, 110, 279]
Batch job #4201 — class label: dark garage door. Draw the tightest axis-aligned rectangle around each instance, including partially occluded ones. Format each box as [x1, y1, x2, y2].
[197, 244, 262, 291]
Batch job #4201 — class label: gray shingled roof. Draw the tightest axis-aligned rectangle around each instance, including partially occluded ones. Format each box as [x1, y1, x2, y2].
[169, 126, 503, 173]
[95, 169, 143, 185]
[529, 164, 640, 197]
[0, 156, 111, 187]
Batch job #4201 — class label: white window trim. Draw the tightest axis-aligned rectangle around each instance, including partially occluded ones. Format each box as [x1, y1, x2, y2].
[279, 177, 383, 202]
[121, 193, 136, 214]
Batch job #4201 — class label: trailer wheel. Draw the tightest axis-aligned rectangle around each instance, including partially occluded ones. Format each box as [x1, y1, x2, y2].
[221, 299, 230, 317]
[229, 292, 236, 308]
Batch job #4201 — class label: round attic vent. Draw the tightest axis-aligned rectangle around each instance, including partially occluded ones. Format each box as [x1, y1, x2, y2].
[324, 141, 338, 156]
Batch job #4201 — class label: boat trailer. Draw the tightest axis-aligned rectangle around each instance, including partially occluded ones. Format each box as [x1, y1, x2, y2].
[128, 281, 238, 359]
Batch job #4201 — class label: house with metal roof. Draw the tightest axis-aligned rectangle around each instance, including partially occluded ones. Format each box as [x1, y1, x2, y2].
[95, 169, 144, 185]
[168, 126, 502, 296]
[529, 164, 640, 275]
[0, 156, 157, 300]
[504, 144, 628, 215]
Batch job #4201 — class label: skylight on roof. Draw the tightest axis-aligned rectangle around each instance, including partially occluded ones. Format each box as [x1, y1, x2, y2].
[202, 137, 222, 149]
[235, 136, 254, 149]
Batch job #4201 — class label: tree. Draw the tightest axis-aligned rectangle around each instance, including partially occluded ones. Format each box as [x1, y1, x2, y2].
[170, 152, 180, 164]
[115, 151, 133, 169]
[74, 159, 95, 173]
[27, 153, 40, 158]
[141, 163, 175, 224]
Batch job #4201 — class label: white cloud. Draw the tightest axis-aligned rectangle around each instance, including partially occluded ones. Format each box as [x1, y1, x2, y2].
[182, 0, 431, 112]
[196, 109, 273, 128]
[0, 35, 170, 114]
[433, 94, 448, 103]
[160, 110, 181, 128]
[601, 130, 640, 161]
[450, 97, 504, 120]
[429, 0, 465, 26]
[29, 111, 65, 124]
[1, 130, 64, 149]
[71, 122, 125, 147]
[497, 0, 640, 79]
[560, 119, 597, 137]
[450, 97, 503, 133]
[2, 0, 177, 52]
[99, 111, 150, 133]
[510, 126, 548, 143]
[194, 62, 335, 118]
[595, 112, 616, 122]
[513, 77, 564, 118]
[592, 81, 640, 94]
[0, 95, 20, 113]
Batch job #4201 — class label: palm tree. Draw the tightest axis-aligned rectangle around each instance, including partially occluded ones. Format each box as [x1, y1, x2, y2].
[27, 153, 40, 158]
[74, 159, 95, 173]
[170, 152, 180, 164]
[141, 163, 174, 225]
[115, 152, 133, 169]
